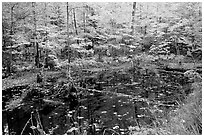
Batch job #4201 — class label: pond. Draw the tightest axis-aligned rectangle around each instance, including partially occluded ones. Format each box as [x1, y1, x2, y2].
[2, 67, 191, 135]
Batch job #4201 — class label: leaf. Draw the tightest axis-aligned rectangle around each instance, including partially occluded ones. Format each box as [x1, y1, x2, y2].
[101, 111, 107, 114]
[77, 116, 84, 119]
[30, 126, 37, 130]
[113, 125, 119, 129]
[67, 127, 78, 133]
[37, 128, 46, 135]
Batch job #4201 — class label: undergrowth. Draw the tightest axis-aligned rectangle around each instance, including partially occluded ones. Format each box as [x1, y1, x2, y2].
[130, 81, 202, 135]
[166, 82, 202, 135]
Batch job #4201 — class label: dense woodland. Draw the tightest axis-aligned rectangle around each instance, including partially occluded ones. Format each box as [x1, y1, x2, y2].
[2, 2, 202, 135]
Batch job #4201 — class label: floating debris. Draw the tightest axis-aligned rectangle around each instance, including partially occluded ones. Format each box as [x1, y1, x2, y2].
[120, 129, 126, 131]
[128, 126, 140, 131]
[101, 111, 107, 114]
[68, 111, 73, 114]
[113, 112, 117, 115]
[140, 107, 146, 110]
[80, 106, 87, 109]
[137, 114, 146, 118]
[113, 125, 119, 130]
[67, 127, 78, 133]
[77, 116, 84, 119]
[117, 115, 122, 117]
[30, 126, 37, 130]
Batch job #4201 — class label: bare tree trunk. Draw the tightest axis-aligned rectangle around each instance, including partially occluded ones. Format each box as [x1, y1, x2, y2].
[67, 2, 70, 63]
[144, 25, 147, 35]
[32, 2, 39, 68]
[146, 4, 149, 18]
[131, 2, 136, 35]
[175, 39, 180, 56]
[198, 4, 201, 16]
[8, 5, 15, 74]
[10, 5, 14, 38]
[66, 2, 71, 78]
[43, 2, 48, 73]
[139, 4, 142, 19]
[73, 8, 78, 35]
[83, 6, 86, 33]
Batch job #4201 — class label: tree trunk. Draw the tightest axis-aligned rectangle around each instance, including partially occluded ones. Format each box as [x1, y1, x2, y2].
[131, 2, 136, 35]
[175, 42, 180, 56]
[66, 2, 71, 78]
[73, 8, 78, 35]
[10, 4, 15, 37]
[83, 6, 86, 33]
[67, 2, 70, 63]
[43, 2, 48, 72]
[144, 25, 147, 35]
[199, 5, 201, 16]
[8, 4, 15, 74]
[32, 2, 39, 68]
[139, 4, 142, 19]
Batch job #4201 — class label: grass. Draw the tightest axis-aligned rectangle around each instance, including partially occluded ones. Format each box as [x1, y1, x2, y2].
[166, 82, 202, 135]
[130, 81, 202, 135]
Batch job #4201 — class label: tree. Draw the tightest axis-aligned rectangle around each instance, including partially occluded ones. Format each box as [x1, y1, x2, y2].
[49, 3, 65, 29]
[66, 2, 71, 78]
[8, 3, 17, 73]
[131, 2, 136, 35]
[3, 3, 18, 74]
[73, 8, 78, 35]
[32, 2, 40, 68]
[83, 4, 86, 33]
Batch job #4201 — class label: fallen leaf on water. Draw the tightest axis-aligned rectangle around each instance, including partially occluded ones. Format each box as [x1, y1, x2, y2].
[120, 129, 126, 131]
[113, 125, 119, 129]
[77, 116, 84, 119]
[30, 126, 37, 130]
[137, 114, 145, 118]
[67, 127, 78, 133]
[101, 111, 107, 114]
[140, 107, 146, 110]
[113, 112, 117, 115]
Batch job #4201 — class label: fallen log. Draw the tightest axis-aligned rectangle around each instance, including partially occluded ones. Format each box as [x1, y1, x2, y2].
[157, 69, 184, 75]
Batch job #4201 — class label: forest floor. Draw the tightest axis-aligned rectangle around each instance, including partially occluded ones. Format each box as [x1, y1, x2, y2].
[2, 61, 201, 90]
